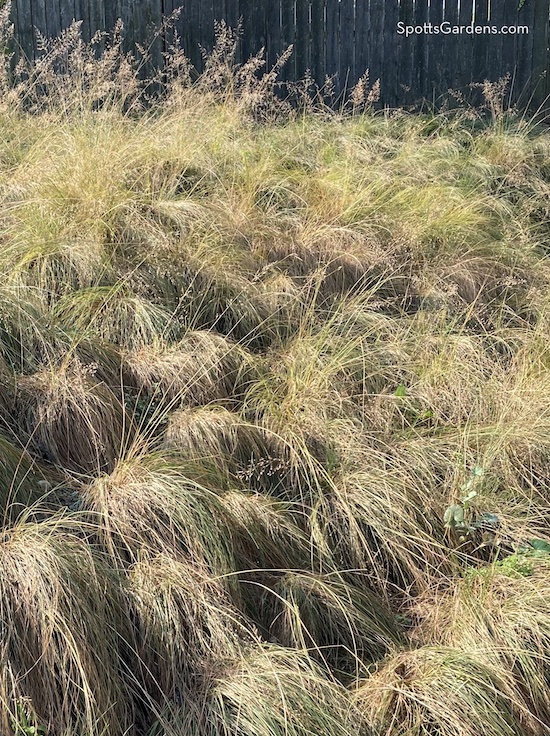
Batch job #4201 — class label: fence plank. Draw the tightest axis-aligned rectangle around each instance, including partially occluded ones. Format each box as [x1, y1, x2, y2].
[532, 0, 550, 110]
[397, 0, 414, 106]
[339, 0, 354, 96]
[46, 0, 62, 40]
[458, 0, 475, 92]
[310, 0, 325, 89]
[265, 0, 281, 70]
[89, 0, 106, 55]
[279, 0, 295, 83]
[354, 0, 369, 80]
[201, 0, 215, 54]
[383, 0, 399, 107]
[294, 0, 310, 81]
[515, 0, 536, 107]
[60, 0, 76, 28]
[325, 0, 340, 94]
[412, 0, 428, 101]
[499, 0, 520, 108]
[472, 0, 489, 104]
[15, 0, 33, 61]
[426, 0, 444, 105]
[31, 0, 46, 54]
[368, 0, 385, 99]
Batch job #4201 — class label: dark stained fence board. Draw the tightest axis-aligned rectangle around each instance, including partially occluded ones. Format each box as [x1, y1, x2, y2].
[224, 0, 239, 30]
[488, 0, 506, 88]
[500, 0, 520, 108]
[279, 0, 295, 83]
[427, 0, 444, 105]
[515, 0, 536, 106]
[75, 0, 91, 42]
[104, 0, 122, 40]
[339, 0, 354, 96]
[397, 0, 414, 106]
[89, 0, 106, 55]
[354, 0, 369, 81]
[46, 0, 62, 40]
[472, 0, 489, 104]
[14, 0, 33, 61]
[200, 0, 215, 54]
[265, 0, 282, 72]
[413, 0, 429, 101]
[60, 0, 76, 28]
[443, 0, 460, 95]
[325, 0, 339, 93]
[383, 0, 399, 107]
[458, 0, 475, 92]
[31, 0, 46, 54]
[310, 0, 325, 88]
[532, 0, 550, 110]
[294, 0, 310, 81]
[368, 0, 385, 98]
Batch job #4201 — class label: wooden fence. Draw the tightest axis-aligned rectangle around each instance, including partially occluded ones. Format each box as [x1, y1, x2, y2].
[9, 0, 550, 111]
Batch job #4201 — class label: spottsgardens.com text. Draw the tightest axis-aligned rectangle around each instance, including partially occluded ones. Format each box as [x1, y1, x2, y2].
[397, 22, 529, 37]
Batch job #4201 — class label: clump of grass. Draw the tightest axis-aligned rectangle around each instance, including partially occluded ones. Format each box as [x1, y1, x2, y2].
[323, 464, 449, 597]
[0, 434, 45, 516]
[14, 359, 126, 474]
[124, 330, 255, 410]
[258, 571, 402, 673]
[154, 644, 362, 736]
[79, 453, 235, 576]
[0, 512, 133, 736]
[414, 558, 550, 724]
[53, 284, 177, 349]
[354, 646, 529, 736]
[128, 553, 253, 702]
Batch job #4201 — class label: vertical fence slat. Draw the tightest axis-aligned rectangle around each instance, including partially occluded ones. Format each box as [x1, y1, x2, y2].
[427, 0, 444, 105]
[294, 0, 310, 81]
[279, 0, 295, 83]
[224, 0, 239, 29]
[325, 0, 340, 95]
[412, 0, 428, 102]
[368, 0, 385, 98]
[201, 0, 215, 55]
[472, 0, 489, 103]
[310, 0, 325, 89]
[106, 0, 123, 33]
[532, 0, 550, 110]
[265, 0, 281, 70]
[31, 0, 46, 54]
[15, 0, 33, 60]
[458, 0, 475, 94]
[499, 0, 519, 108]
[75, 0, 91, 42]
[515, 0, 536, 107]
[398, 0, 414, 106]
[354, 0, 369, 81]
[339, 0, 354, 96]
[60, 0, 76, 29]
[46, 0, 61, 40]
[443, 0, 459, 95]
[383, 0, 399, 107]
[488, 0, 506, 83]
